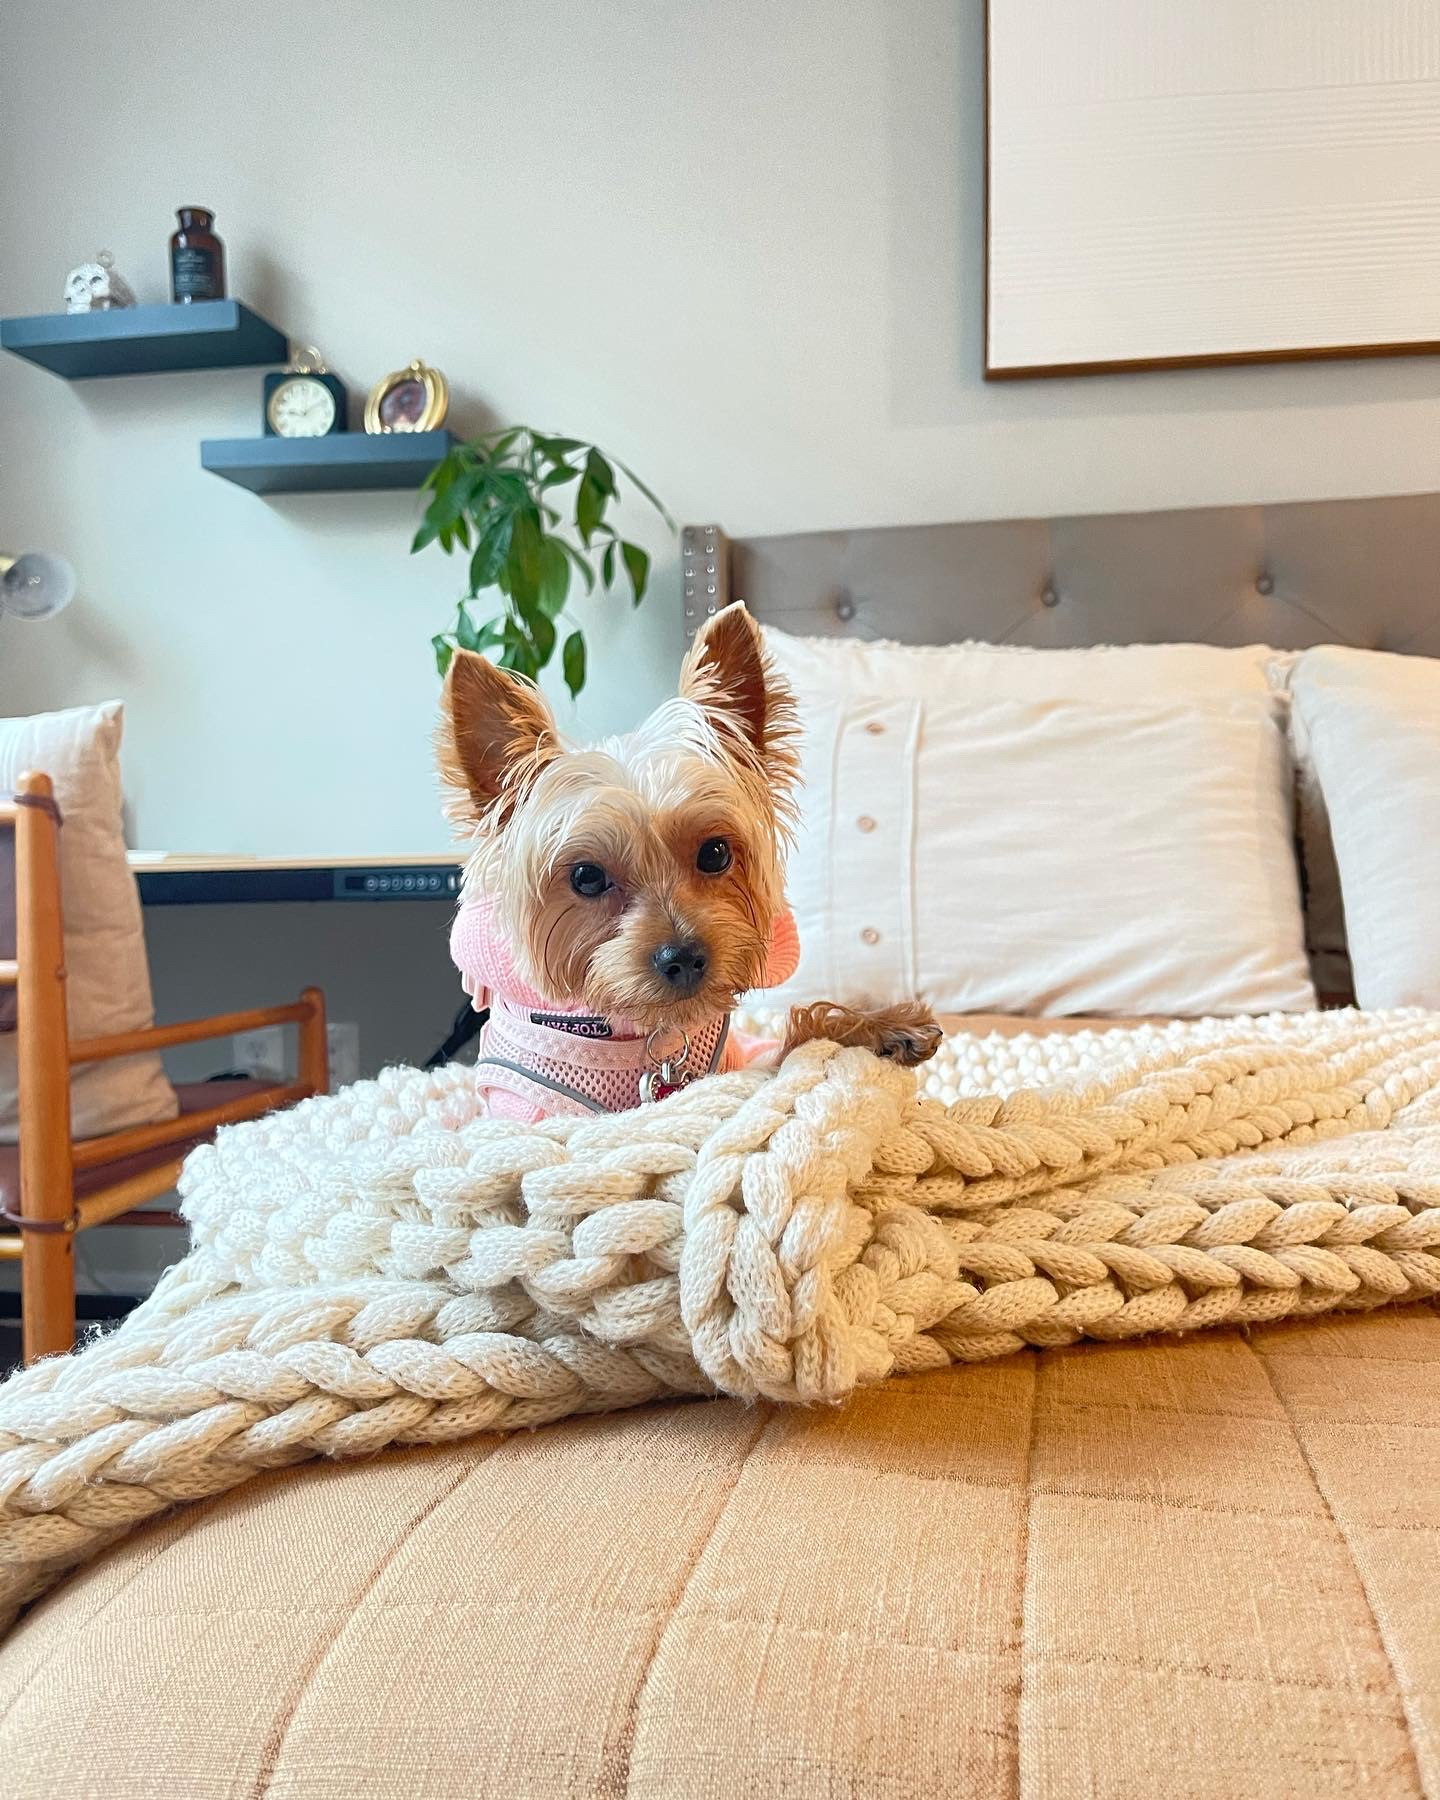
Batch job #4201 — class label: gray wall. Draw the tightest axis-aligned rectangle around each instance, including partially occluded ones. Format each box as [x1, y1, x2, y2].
[3, 0, 1439, 1291]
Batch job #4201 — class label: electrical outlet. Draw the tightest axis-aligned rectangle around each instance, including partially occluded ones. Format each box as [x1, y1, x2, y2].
[232, 1026, 288, 1081]
[327, 1021, 360, 1092]
[233, 1022, 359, 1091]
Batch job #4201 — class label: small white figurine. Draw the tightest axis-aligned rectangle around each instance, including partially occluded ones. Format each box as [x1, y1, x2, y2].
[63, 251, 137, 314]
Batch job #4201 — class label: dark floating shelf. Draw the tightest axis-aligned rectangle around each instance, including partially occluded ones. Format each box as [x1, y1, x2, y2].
[200, 430, 455, 495]
[0, 301, 288, 380]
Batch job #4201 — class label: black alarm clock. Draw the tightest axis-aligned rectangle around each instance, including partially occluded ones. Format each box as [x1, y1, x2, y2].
[263, 346, 348, 437]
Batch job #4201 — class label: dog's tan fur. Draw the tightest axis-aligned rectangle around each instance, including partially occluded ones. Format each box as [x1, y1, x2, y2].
[438, 603, 940, 1063]
[779, 999, 944, 1068]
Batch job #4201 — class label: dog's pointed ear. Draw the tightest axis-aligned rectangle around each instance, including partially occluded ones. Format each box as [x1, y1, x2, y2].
[438, 650, 558, 823]
[679, 603, 798, 786]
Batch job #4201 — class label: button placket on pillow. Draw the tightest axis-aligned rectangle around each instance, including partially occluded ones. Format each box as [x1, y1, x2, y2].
[832, 700, 917, 1003]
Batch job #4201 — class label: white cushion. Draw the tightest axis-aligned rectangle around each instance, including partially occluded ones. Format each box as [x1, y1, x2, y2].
[765, 632, 1286, 707]
[0, 702, 177, 1141]
[762, 630, 1315, 1018]
[1289, 647, 1440, 1009]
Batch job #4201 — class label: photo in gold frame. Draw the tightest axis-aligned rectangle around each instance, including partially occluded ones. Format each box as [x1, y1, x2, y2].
[364, 359, 450, 433]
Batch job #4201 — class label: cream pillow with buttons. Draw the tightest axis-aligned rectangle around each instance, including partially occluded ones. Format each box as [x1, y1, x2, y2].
[759, 629, 1314, 1018]
[1289, 646, 1440, 1009]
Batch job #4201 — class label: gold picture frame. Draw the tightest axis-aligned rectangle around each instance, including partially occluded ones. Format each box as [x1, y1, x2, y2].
[364, 358, 450, 433]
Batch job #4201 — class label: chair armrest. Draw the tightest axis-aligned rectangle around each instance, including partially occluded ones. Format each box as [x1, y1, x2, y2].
[69, 988, 324, 1065]
[69, 1079, 312, 1174]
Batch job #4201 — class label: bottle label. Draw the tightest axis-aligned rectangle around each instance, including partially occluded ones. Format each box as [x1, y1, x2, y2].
[172, 247, 218, 301]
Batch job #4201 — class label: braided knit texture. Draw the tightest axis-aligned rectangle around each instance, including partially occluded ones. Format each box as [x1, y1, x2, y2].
[3, 1007, 1440, 1637]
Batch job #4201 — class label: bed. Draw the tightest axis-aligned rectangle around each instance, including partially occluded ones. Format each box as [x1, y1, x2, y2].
[2, 496, 1438, 1799]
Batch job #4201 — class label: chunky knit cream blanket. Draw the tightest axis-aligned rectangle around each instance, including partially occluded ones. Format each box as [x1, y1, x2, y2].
[2, 1008, 1439, 1637]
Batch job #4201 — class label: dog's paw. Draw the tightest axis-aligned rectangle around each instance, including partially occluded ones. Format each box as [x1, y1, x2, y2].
[781, 999, 943, 1067]
[871, 1003, 944, 1067]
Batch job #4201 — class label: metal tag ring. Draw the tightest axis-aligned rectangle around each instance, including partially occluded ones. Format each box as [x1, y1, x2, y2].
[644, 1025, 690, 1073]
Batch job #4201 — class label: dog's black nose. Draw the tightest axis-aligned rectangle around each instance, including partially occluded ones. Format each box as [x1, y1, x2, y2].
[652, 939, 708, 994]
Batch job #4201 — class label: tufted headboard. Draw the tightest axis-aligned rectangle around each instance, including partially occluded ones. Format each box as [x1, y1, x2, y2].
[680, 492, 1440, 654]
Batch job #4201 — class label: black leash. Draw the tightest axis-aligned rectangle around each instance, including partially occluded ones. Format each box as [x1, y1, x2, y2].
[424, 1001, 490, 1070]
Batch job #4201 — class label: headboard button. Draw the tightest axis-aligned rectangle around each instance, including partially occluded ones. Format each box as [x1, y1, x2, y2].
[836, 597, 856, 622]
[1041, 585, 1060, 608]
[1256, 573, 1275, 596]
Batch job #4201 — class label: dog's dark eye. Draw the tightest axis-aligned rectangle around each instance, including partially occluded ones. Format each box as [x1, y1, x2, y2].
[696, 837, 732, 875]
[569, 862, 610, 898]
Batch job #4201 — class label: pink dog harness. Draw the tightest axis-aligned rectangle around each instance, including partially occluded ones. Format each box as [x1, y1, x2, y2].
[450, 894, 800, 1122]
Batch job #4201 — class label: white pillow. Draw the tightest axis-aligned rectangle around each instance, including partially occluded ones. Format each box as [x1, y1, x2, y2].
[0, 702, 177, 1141]
[765, 632, 1285, 706]
[1289, 647, 1440, 1009]
[762, 630, 1315, 1018]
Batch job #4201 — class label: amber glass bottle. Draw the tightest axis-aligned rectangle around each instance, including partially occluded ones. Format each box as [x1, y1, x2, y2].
[169, 208, 226, 303]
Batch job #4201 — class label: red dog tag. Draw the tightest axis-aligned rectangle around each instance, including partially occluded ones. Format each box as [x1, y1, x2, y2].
[641, 1030, 692, 1105]
[640, 1060, 687, 1104]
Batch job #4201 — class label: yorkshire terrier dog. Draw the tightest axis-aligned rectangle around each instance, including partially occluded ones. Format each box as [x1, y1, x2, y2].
[440, 602, 941, 1122]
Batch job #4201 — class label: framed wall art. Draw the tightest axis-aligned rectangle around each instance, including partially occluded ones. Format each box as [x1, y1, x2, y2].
[985, 0, 1440, 377]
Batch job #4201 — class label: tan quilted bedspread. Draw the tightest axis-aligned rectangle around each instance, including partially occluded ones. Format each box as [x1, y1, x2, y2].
[0, 1311, 1435, 1799]
[0, 1018, 1436, 1799]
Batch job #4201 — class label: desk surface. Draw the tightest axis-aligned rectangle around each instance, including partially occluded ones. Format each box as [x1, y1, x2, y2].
[130, 851, 465, 905]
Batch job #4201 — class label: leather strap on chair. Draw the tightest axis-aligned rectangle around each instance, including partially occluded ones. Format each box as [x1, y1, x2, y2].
[0, 1204, 78, 1235]
[11, 792, 63, 827]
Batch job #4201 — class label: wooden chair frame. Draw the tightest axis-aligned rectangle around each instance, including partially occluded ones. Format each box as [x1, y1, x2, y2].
[1, 770, 328, 1363]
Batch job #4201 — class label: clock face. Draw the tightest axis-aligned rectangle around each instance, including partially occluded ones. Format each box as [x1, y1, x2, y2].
[267, 376, 337, 438]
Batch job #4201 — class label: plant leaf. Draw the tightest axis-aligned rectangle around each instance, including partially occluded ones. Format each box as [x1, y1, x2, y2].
[538, 536, 571, 618]
[575, 473, 604, 545]
[477, 427, 523, 458]
[521, 603, 556, 664]
[468, 510, 514, 593]
[487, 469, 532, 509]
[473, 617, 505, 651]
[453, 607, 506, 655]
[414, 467, 477, 550]
[421, 447, 465, 493]
[538, 463, 581, 489]
[585, 448, 616, 497]
[532, 433, 585, 461]
[424, 431, 670, 681]
[621, 540, 650, 606]
[562, 630, 586, 698]
[507, 509, 544, 607]
[499, 632, 540, 681]
[559, 540, 596, 594]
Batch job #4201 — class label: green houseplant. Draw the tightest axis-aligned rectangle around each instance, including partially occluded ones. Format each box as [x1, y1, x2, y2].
[413, 428, 673, 697]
